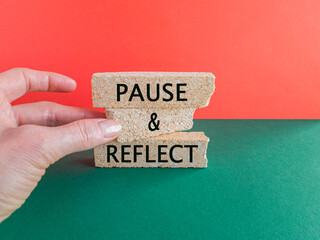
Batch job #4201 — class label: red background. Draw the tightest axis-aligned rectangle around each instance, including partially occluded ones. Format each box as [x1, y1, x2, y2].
[0, 0, 319, 119]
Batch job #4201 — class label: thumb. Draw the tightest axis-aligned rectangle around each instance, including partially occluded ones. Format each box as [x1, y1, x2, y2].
[43, 118, 121, 160]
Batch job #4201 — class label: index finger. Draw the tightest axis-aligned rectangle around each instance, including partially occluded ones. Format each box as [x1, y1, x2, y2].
[0, 68, 77, 102]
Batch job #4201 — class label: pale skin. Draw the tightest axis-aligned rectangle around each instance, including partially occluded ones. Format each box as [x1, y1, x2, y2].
[0, 68, 121, 222]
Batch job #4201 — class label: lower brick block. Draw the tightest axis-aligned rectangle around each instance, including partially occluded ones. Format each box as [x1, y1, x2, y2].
[94, 132, 209, 168]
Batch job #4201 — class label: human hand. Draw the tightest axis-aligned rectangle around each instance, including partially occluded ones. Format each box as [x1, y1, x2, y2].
[0, 68, 121, 222]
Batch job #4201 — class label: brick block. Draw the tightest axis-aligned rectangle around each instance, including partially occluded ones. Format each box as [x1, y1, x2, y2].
[94, 132, 209, 168]
[92, 72, 215, 109]
[105, 108, 195, 142]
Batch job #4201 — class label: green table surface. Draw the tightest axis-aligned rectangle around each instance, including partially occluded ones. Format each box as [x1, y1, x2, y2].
[1, 120, 320, 239]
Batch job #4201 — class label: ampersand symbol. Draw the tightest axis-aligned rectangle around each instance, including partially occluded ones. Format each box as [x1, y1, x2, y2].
[148, 113, 160, 131]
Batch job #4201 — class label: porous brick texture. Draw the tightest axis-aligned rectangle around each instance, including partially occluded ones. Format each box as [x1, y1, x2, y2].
[105, 108, 195, 142]
[92, 72, 215, 109]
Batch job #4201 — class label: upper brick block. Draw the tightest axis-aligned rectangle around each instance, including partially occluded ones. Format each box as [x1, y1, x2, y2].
[91, 72, 215, 109]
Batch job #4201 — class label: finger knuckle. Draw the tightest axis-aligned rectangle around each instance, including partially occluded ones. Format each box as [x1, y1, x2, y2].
[35, 102, 60, 126]
[74, 121, 94, 149]
[9, 67, 25, 72]
[9, 68, 31, 75]
[46, 109, 58, 127]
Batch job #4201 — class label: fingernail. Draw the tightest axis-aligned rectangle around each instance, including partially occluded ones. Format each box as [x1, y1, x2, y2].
[98, 120, 121, 138]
